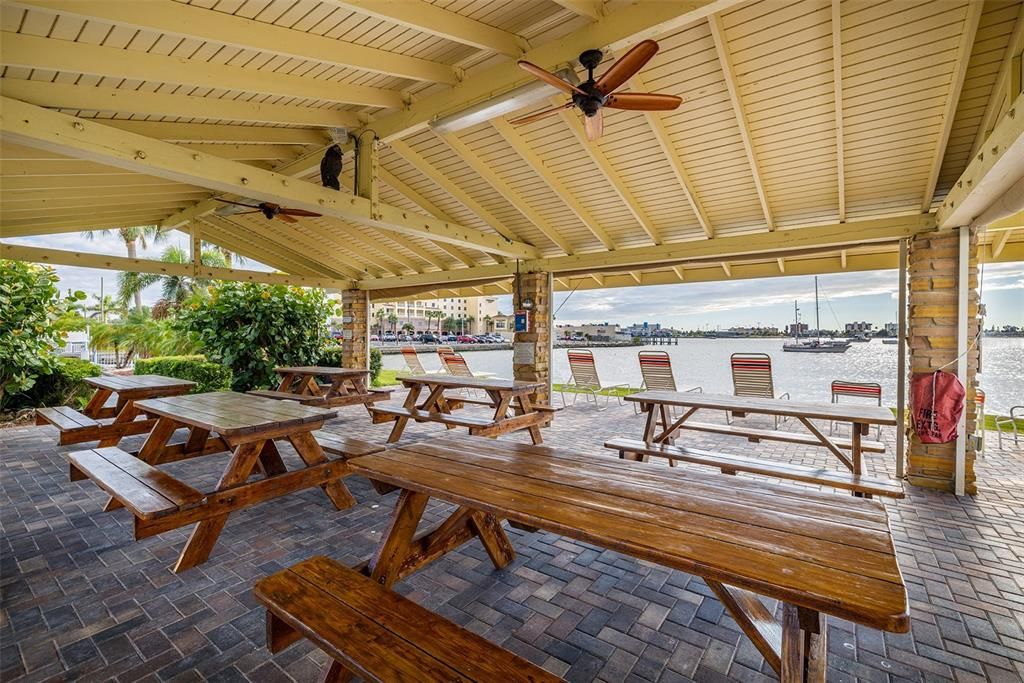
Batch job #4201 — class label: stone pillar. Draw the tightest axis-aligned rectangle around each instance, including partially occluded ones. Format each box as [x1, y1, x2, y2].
[341, 289, 370, 370]
[512, 271, 553, 406]
[906, 227, 981, 494]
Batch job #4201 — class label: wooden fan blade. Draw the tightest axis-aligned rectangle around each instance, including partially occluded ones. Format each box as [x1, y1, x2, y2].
[234, 210, 263, 215]
[215, 198, 259, 209]
[279, 208, 323, 217]
[517, 60, 585, 95]
[595, 39, 659, 95]
[508, 102, 574, 126]
[278, 214, 298, 224]
[606, 93, 682, 111]
[584, 110, 603, 142]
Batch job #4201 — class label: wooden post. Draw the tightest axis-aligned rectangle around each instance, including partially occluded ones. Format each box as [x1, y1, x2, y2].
[896, 239, 907, 480]
[512, 270, 552, 406]
[955, 225, 968, 496]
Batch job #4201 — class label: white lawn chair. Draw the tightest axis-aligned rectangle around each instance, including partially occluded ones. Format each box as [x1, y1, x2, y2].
[635, 351, 701, 415]
[561, 349, 629, 411]
[829, 380, 883, 439]
[730, 353, 789, 427]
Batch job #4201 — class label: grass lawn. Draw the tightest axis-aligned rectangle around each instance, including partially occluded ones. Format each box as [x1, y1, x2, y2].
[373, 369, 402, 387]
[553, 383, 642, 397]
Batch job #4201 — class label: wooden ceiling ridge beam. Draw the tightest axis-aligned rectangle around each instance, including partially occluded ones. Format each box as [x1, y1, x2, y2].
[921, 1, 984, 212]
[0, 241, 350, 289]
[708, 13, 774, 231]
[387, 138, 529, 249]
[936, 91, 1024, 229]
[1, 79, 362, 129]
[490, 118, 616, 250]
[356, 214, 936, 290]
[438, 130, 576, 255]
[322, 0, 528, 56]
[969, 1, 1024, 159]
[831, 0, 846, 222]
[629, 70, 712, 238]
[0, 99, 539, 257]
[99, 121, 330, 145]
[9, 0, 456, 84]
[273, 0, 747, 177]
[0, 32, 404, 110]
[558, 107, 662, 244]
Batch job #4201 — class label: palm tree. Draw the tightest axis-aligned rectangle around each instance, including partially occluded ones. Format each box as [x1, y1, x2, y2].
[374, 309, 387, 335]
[82, 226, 166, 311]
[117, 244, 229, 311]
[387, 314, 399, 335]
[82, 293, 126, 323]
[483, 314, 493, 333]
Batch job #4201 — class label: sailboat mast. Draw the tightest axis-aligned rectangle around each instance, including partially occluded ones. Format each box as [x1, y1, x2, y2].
[814, 276, 821, 340]
[793, 300, 799, 341]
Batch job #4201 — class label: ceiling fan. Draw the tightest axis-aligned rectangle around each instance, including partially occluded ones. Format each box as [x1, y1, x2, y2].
[214, 198, 322, 224]
[510, 39, 682, 141]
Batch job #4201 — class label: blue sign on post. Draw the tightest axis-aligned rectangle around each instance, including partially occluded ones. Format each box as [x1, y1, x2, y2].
[514, 310, 529, 333]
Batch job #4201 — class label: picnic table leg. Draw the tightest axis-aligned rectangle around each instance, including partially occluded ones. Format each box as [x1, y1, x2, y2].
[288, 431, 356, 510]
[255, 439, 288, 477]
[174, 439, 265, 573]
[468, 511, 516, 568]
[387, 384, 423, 443]
[369, 489, 429, 588]
[96, 402, 141, 448]
[515, 393, 544, 445]
[276, 372, 296, 393]
[780, 603, 826, 683]
[321, 661, 354, 683]
[796, 417, 855, 473]
[82, 388, 113, 419]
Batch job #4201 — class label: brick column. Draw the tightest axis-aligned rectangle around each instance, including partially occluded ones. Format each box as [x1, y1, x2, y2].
[341, 289, 370, 370]
[907, 227, 981, 494]
[512, 271, 553, 406]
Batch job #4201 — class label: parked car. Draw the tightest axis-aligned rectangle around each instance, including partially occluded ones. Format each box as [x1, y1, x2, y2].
[420, 333, 439, 344]
[443, 335, 458, 343]
[369, 335, 380, 342]
[382, 334, 397, 343]
[456, 335, 476, 344]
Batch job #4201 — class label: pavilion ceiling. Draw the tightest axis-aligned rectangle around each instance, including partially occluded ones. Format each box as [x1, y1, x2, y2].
[1, 0, 1022, 292]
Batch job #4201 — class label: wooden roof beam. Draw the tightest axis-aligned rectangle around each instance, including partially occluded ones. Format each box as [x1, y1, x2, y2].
[992, 228, 1014, 259]
[438, 131, 575, 254]
[708, 13, 774, 231]
[97, 122, 330, 146]
[491, 118, 616, 250]
[0, 32, 403, 110]
[550, 0, 603, 20]
[322, 0, 528, 56]
[970, 1, 1024, 159]
[1, 80, 362, 129]
[0, 98, 539, 258]
[10, 0, 455, 84]
[831, 0, 846, 222]
[921, 1, 983, 212]
[558, 108, 661, 244]
[1, 213, 173, 237]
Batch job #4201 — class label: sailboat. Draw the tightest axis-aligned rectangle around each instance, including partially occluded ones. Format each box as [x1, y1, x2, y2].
[783, 277, 851, 353]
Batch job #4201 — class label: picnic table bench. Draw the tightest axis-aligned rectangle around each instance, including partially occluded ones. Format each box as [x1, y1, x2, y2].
[255, 556, 562, 683]
[348, 433, 909, 682]
[248, 366, 391, 411]
[36, 374, 195, 446]
[371, 374, 553, 444]
[67, 392, 382, 572]
[622, 391, 902, 498]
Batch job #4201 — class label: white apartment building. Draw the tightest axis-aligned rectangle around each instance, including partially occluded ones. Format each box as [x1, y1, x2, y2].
[367, 296, 500, 335]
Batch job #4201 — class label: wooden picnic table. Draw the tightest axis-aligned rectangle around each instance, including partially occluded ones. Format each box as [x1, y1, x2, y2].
[37, 374, 195, 446]
[371, 374, 552, 444]
[626, 391, 898, 477]
[349, 433, 909, 682]
[248, 366, 390, 410]
[71, 391, 351, 573]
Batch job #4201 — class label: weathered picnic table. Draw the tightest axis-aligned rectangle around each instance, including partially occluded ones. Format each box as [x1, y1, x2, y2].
[36, 374, 195, 446]
[248, 366, 391, 410]
[67, 392, 366, 573]
[349, 433, 910, 682]
[370, 374, 553, 444]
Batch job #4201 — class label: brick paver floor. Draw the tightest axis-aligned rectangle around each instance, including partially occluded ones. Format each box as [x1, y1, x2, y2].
[2, 391, 1023, 682]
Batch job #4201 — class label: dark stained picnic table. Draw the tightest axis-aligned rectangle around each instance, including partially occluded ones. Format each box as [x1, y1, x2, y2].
[349, 433, 909, 683]
[249, 366, 390, 411]
[372, 374, 552, 444]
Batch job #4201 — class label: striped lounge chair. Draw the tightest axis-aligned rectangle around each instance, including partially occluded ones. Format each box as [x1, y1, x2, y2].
[635, 351, 702, 415]
[730, 353, 790, 427]
[561, 349, 629, 411]
[829, 380, 883, 439]
[401, 347, 426, 375]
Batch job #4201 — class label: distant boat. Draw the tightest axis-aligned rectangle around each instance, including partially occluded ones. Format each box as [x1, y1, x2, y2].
[848, 333, 871, 342]
[882, 338, 899, 345]
[783, 277, 850, 353]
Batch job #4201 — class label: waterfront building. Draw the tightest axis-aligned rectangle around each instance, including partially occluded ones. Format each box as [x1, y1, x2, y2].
[556, 323, 629, 342]
[845, 321, 874, 333]
[365, 296, 499, 334]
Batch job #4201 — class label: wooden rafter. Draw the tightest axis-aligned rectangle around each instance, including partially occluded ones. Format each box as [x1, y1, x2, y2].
[0, 80, 362, 129]
[491, 118, 616, 249]
[970, 1, 1024, 159]
[10, 0, 456, 84]
[438, 131, 576, 254]
[198, 218, 337, 278]
[992, 228, 1014, 258]
[721, 262, 732, 277]
[708, 13, 774, 231]
[921, 1, 983, 212]
[1, 213, 175, 237]
[550, 0, 603, 20]
[99, 121, 329, 146]
[0, 98, 539, 259]
[831, 0, 846, 222]
[388, 139, 527, 247]
[322, 0, 527, 56]
[558, 108, 662, 244]
[0, 32, 404, 110]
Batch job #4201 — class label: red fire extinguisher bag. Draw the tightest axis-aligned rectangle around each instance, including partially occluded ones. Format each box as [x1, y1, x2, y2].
[910, 370, 965, 444]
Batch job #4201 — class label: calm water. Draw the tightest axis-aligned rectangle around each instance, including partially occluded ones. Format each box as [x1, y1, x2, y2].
[383, 337, 1024, 413]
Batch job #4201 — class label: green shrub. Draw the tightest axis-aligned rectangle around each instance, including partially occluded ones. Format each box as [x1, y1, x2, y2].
[317, 345, 383, 386]
[5, 357, 100, 412]
[370, 347, 382, 386]
[174, 282, 336, 391]
[134, 355, 232, 393]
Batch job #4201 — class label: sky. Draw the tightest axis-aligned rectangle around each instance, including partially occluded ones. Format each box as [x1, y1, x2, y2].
[9, 232, 1023, 331]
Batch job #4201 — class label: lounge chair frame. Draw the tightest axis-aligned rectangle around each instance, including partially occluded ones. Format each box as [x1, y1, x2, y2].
[729, 353, 790, 428]
[561, 349, 629, 411]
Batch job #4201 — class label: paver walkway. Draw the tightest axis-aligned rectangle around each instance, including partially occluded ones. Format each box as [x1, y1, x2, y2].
[2, 390, 1022, 682]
